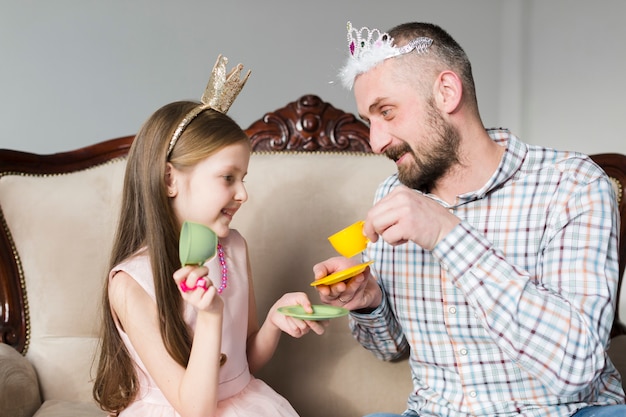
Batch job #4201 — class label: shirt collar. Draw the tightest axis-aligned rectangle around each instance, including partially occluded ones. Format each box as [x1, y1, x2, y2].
[454, 128, 527, 204]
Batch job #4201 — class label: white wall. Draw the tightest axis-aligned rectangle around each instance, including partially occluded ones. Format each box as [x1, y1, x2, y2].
[524, 0, 626, 155]
[1, 1, 625, 155]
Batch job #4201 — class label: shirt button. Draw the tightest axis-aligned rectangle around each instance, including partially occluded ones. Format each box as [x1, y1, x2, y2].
[459, 348, 468, 356]
[448, 307, 457, 314]
[469, 391, 477, 398]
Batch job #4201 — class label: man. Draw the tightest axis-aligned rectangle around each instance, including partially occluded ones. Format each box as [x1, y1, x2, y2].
[313, 21, 626, 416]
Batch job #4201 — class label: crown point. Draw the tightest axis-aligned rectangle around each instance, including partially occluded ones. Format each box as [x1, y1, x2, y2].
[166, 54, 251, 158]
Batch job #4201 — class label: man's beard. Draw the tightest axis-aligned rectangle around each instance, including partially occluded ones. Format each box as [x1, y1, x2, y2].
[385, 100, 460, 192]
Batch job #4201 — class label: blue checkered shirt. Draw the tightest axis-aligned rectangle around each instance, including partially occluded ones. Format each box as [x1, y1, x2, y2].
[352, 130, 625, 416]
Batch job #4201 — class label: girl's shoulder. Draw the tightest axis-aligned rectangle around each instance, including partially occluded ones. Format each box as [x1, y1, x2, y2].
[109, 248, 155, 297]
[111, 248, 150, 277]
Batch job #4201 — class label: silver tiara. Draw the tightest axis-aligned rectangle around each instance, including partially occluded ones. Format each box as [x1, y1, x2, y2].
[338, 21, 432, 90]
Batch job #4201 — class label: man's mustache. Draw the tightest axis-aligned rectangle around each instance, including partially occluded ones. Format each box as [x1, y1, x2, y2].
[385, 143, 413, 162]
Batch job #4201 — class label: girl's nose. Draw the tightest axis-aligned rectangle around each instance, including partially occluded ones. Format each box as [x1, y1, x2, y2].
[235, 182, 248, 203]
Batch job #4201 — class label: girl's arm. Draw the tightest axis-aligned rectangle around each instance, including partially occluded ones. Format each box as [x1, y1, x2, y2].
[110, 267, 223, 417]
[243, 241, 327, 374]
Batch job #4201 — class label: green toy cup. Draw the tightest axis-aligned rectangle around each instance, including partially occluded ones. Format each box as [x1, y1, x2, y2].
[179, 221, 218, 266]
[328, 220, 368, 258]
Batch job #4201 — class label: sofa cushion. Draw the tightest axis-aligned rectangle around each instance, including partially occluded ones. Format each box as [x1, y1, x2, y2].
[231, 152, 413, 416]
[32, 400, 105, 417]
[234, 152, 396, 321]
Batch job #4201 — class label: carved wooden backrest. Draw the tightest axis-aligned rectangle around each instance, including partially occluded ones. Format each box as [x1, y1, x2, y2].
[246, 94, 371, 152]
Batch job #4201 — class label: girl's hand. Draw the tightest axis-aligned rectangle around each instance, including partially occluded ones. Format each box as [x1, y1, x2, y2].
[268, 292, 328, 337]
[174, 265, 223, 315]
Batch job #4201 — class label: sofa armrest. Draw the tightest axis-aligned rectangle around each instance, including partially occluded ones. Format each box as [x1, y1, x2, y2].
[608, 335, 626, 390]
[0, 343, 41, 417]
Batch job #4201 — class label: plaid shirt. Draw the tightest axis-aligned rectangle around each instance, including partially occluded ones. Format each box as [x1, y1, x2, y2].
[352, 130, 625, 416]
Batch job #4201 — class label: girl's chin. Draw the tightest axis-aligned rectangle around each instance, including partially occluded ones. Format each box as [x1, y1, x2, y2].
[212, 222, 231, 239]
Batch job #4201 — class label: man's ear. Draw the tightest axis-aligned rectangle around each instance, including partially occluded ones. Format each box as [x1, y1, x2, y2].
[165, 162, 177, 197]
[433, 70, 463, 114]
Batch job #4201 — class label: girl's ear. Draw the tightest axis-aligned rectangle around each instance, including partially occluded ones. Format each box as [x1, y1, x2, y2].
[433, 70, 463, 114]
[165, 162, 177, 197]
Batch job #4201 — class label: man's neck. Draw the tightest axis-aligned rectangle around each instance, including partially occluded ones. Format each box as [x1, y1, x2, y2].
[430, 129, 505, 205]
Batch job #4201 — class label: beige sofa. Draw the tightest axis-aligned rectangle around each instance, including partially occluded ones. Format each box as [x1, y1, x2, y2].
[0, 95, 624, 417]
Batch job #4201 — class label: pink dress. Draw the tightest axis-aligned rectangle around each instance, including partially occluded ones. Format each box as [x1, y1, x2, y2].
[110, 230, 299, 417]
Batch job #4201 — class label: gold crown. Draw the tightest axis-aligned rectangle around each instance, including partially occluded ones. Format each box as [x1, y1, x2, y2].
[167, 54, 251, 157]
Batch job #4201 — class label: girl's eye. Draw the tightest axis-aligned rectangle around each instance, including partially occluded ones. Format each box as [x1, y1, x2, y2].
[222, 175, 234, 183]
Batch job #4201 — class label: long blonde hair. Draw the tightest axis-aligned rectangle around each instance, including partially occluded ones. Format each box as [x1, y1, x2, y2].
[93, 101, 249, 414]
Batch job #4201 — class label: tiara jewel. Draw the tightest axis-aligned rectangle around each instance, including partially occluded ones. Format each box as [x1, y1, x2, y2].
[339, 21, 433, 89]
[167, 54, 251, 158]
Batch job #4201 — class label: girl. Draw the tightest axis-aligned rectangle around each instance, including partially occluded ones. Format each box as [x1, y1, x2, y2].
[93, 57, 324, 416]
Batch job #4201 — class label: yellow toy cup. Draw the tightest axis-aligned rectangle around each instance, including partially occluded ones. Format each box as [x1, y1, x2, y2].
[179, 221, 218, 266]
[328, 220, 368, 258]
